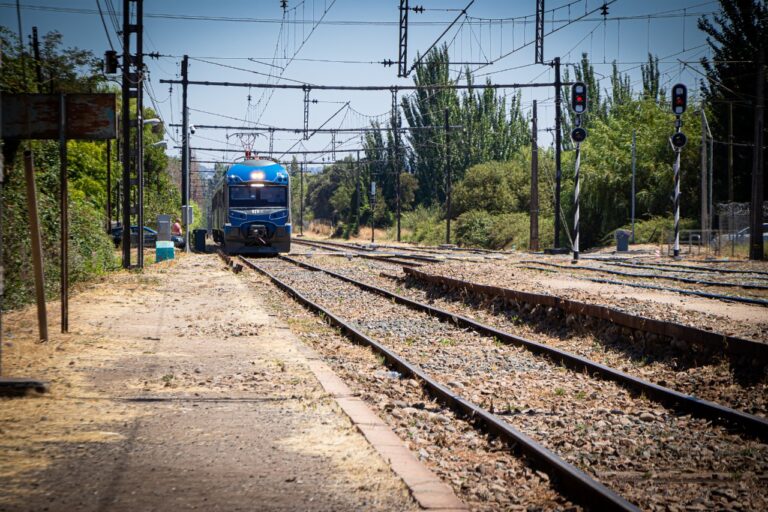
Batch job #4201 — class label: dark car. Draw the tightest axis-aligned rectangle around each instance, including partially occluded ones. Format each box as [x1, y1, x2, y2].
[111, 226, 158, 247]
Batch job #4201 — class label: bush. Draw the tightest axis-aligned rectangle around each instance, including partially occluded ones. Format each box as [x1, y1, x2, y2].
[454, 210, 556, 250]
[398, 205, 446, 245]
[455, 210, 494, 247]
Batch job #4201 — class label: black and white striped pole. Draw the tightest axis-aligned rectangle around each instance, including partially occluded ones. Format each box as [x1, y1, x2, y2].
[570, 82, 587, 263]
[670, 84, 688, 259]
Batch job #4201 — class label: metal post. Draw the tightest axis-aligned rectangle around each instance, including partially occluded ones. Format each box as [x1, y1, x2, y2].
[444, 108, 451, 245]
[631, 130, 636, 244]
[136, 0, 144, 267]
[300, 161, 304, 236]
[59, 93, 68, 333]
[24, 151, 48, 342]
[572, 142, 581, 262]
[553, 57, 563, 250]
[106, 140, 111, 232]
[181, 55, 190, 252]
[673, 147, 681, 258]
[530, 101, 540, 251]
[356, 150, 361, 228]
[534, 0, 545, 64]
[121, 0, 131, 268]
[750, 46, 765, 260]
[371, 181, 376, 243]
[392, 89, 401, 242]
[398, 0, 409, 78]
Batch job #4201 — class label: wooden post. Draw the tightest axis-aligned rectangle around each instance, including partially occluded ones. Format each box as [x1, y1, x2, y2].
[59, 93, 68, 333]
[24, 151, 48, 342]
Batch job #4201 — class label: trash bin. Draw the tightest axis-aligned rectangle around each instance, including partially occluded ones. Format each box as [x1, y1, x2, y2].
[156, 240, 174, 262]
[616, 230, 630, 252]
[193, 229, 207, 253]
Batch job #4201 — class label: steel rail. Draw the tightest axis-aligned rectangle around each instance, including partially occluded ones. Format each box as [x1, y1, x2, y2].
[274, 255, 768, 442]
[628, 261, 768, 277]
[520, 260, 768, 291]
[519, 264, 768, 307]
[296, 238, 443, 262]
[292, 239, 433, 266]
[237, 255, 639, 512]
[292, 239, 422, 267]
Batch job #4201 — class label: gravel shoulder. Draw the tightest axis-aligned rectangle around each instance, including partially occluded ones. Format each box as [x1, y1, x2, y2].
[0, 254, 416, 512]
[260, 253, 768, 511]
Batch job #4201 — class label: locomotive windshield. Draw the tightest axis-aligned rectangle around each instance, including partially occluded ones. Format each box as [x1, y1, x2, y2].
[229, 185, 287, 208]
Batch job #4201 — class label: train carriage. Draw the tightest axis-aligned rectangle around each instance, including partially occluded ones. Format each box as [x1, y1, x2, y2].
[211, 159, 291, 255]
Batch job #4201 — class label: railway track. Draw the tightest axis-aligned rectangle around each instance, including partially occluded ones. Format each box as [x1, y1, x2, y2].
[518, 262, 768, 307]
[520, 260, 768, 291]
[232, 251, 768, 510]
[293, 238, 433, 266]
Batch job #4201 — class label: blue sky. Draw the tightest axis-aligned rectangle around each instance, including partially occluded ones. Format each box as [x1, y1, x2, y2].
[1, 1, 717, 164]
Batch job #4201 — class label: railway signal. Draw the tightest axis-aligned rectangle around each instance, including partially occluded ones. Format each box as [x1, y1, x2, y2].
[672, 84, 687, 115]
[670, 83, 687, 258]
[571, 82, 587, 114]
[570, 82, 588, 263]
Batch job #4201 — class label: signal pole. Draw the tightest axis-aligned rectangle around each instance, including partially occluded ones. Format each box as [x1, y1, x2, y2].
[670, 83, 688, 259]
[570, 82, 587, 263]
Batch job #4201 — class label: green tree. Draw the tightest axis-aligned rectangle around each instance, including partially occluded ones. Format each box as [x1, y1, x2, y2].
[698, 0, 768, 203]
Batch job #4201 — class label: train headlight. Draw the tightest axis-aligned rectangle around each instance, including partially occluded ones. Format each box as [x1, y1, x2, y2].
[250, 171, 265, 181]
[269, 210, 288, 220]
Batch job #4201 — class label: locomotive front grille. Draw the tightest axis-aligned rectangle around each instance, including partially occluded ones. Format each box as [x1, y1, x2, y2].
[248, 224, 269, 239]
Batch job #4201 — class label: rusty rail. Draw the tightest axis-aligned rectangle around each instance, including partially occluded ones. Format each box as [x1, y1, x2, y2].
[239, 255, 640, 512]
[405, 267, 768, 361]
[520, 260, 768, 291]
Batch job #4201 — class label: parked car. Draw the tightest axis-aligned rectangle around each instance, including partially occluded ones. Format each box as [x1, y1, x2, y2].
[720, 223, 768, 242]
[111, 226, 158, 247]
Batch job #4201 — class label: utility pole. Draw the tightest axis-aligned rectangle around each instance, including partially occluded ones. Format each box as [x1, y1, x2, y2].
[728, 101, 734, 202]
[701, 108, 709, 239]
[530, 100, 539, 251]
[631, 130, 636, 244]
[135, 0, 144, 267]
[106, 140, 112, 232]
[444, 108, 452, 245]
[750, 47, 765, 260]
[553, 57, 563, 251]
[181, 54, 190, 252]
[120, 0, 132, 268]
[31, 26, 42, 90]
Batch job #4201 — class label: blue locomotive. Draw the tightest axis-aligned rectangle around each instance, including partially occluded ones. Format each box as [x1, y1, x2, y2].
[211, 159, 291, 255]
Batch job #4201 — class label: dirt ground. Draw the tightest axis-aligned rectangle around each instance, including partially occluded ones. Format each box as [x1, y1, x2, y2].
[0, 253, 417, 511]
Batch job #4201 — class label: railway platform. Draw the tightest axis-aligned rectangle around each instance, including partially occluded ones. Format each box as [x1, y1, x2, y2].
[0, 253, 463, 511]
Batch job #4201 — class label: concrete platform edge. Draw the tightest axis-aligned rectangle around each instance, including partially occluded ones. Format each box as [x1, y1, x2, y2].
[299, 346, 467, 511]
